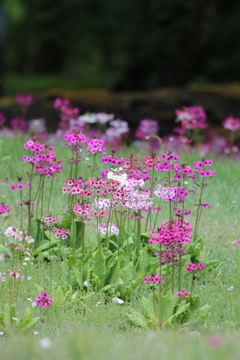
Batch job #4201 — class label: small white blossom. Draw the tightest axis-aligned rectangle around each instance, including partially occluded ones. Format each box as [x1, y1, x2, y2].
[112, 297, 124, 304]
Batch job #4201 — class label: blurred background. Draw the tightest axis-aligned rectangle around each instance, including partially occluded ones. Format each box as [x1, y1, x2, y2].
[1, 0, 240, 95]
[1, 0, 240, 135]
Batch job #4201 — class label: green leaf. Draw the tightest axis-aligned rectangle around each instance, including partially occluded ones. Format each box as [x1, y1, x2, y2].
[92, 246, 106, 284]
[18, 308, 32, 329]
[75, 220, 84, 249]
[148, 315, 159, 329]
[32, 239, 60, 256]
[106, 261, 120, 285]
[161, 291, 176, 323]
[21, 317, 40, 332]
[31, 219, 41, 245]
[123, 236, 134, 248]
[126, 311, 148, 329]
[3, 304, 11, 327]
[68, 255, 76, 270]
[190, 295, 200, 311]
[141, 295, 154, 318]
[54, 286, 65, 305]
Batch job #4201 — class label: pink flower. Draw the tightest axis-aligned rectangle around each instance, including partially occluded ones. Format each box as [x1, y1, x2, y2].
[202, 203, 212, 209]
[207, 337, 221, 346]
[0, 203, 10, 215]
[186, 263, 197, 272]
[15, 94, 33, 106]
[198, 263, 205, 271]
[222, 116, 240, 131]
[17, 183, 24, 190]
[35, 291, 54, 308]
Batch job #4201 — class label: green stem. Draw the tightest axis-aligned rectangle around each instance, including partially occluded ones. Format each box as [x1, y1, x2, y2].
[47, 176, 54, 214]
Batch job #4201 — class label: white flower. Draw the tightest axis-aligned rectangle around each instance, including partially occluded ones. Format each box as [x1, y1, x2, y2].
[79, 113, 97, 123]
[107, 171, 128, 186]
[39, 337, 52, 349]
[112, 297, 124, 304]
[96, 112, 114, 124]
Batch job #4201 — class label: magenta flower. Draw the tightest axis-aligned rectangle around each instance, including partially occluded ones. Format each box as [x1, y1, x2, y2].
[142, 275, 162, 283]
[35, 291, 54, 308]
[15, 94, 33, 106]
[222, 116, 240, 131]
[17, 183, 24, 190]
[201, 203, 212, 209]
[198, 263, 205, 271]
[0, 203, 10, 215]
[207, 337, 221, 346]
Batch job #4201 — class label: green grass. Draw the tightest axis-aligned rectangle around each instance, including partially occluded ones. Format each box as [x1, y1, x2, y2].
[1, 133, 240, 358]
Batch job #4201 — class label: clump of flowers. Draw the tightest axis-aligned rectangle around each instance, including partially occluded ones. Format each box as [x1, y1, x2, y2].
[98, 223, 119, 235]
[0, 203, 10, 215]
[135, 119, 159, 140]
[143, 275, 162, 283]
[175, 106, 207, 130]
[35, 291, 54, 308]
[222, 116, 240, 131]
[41, 214, 70, 240]
[176, 289, 189, 298]
[4, 226, 34, 245]
[186, 262, 205, 272]
[15, 94, 33, 106]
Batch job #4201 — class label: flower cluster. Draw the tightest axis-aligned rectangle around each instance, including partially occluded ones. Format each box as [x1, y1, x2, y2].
[177, 289, 189, 297]
[41, 215, 70, 240]
[86, 138, 106, 154]
[175, 106, 207, 130]
[10, 118, 27, 132]
[143, 275, 162, 283]
[0, 203, 10, 215]
[79, 112, 114, 124]
[23, 139, 63, 177]
[98, 223, 119, 235]
[4, 226, 34, 244]
[0, 269, 25, 282]
[186, 262, 205, 272]
[15, 94, 33, 106]
[106, 119, 129, 141]
[102, 156, 125, 165]
[149, 219, 192, 246]
[135, 119, 159, 140]
[222, 116, 240, 131]
[10, 181, 31, 191]
[35, 291, 54, 308]
[107, 168, 128, 186]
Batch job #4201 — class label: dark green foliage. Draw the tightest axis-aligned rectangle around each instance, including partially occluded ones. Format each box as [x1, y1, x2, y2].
[5, 0, 240, 90]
